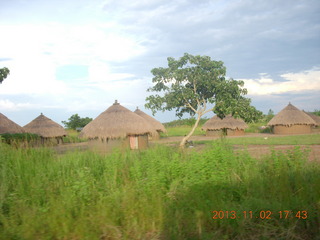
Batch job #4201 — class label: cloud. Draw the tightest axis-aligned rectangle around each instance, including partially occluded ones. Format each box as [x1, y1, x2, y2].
[242, 67, 320, 95]
[1, 0, 319, 124]
[0, 57, 67, 96]
[0, 22, 147, 97]
[0, 99, 32, 111]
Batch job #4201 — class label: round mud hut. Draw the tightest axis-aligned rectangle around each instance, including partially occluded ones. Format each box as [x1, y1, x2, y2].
[267, 103, 316, 134]
[134, 107, 166, 140]
[80, 100, 156, 151]
[23, 113, 67, 144]
[202, 115, 248, 136]
[303, 111, 320, 127]
[0, 113, 25, 134]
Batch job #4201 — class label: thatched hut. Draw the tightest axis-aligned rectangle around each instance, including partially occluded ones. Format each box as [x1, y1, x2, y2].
[0, 113, 25, 134]
[267, 103, 316, 134]
[303, 111, 320, 127]
[80, 100, 155, 150]
[202, 115, 248, 136]
[23, 113, 67, 144]
[134, 107, 166, 140]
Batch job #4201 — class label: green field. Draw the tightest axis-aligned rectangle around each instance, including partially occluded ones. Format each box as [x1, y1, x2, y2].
[196, 134, 320, 146]
[161, 125, 204, 137]
[1, 140, 319, 239]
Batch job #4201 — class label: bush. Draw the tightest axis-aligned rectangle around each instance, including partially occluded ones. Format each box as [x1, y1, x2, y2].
[0, 133, 40, 146]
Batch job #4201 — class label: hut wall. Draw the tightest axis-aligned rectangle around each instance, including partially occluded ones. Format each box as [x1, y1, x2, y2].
[311, 126, 320, 133]
[206, 130, 223, 136]
[137, 134, 149, 149]
[125, 135, 148, 150]
[88, 138, 128, 152]
[149, 132, 161, 141]
[226, 129, 245, 136]
[88, 134, 148, 152]
[272, 125, 312, 134]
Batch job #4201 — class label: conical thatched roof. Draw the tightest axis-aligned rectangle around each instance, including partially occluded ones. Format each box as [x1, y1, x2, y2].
[80, 100, 156, 140]
[23, 113, 67, 137]
[267, 103, 316, 126]
[202, 114, 248, 131]
[134, 107, 166, 133]
[0, 113, 25, 134]
[303, 111, 320, 126]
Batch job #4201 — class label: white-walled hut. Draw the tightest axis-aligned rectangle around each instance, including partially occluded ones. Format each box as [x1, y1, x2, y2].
[0, 113, 24, 134]
[80, 100, 156, 150]
[23, 113, 67, 144]
[134, 107, 166, 140]
[267, 103, 316, 134]
[202, 115, 248, 136]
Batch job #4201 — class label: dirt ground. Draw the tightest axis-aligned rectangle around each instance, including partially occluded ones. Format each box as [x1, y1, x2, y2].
[152, 133, 320, 161]
[55, 133, 320, 161]
[233, 144, 320, 161]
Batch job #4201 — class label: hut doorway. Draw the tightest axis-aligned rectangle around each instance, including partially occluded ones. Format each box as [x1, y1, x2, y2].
[129, 136, 139, 149]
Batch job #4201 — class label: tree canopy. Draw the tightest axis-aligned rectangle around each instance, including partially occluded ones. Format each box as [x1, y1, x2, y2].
[145, 53, 262, 147]
[62, 114, 92, 130]
[0, 67, 10, 84]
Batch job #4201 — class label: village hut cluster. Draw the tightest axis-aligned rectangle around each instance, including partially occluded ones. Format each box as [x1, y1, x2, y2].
[0, 100, 167, 150]
[201, 103, 319, 136]
[0, 112, 67, 145]
[1, 101, 319, 150]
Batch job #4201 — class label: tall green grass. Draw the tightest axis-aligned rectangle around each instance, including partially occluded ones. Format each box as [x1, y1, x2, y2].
[0, 142, 319, 239]
[63, 129, 87, 143]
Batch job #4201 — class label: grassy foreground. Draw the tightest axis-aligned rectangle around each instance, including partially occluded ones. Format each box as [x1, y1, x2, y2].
[0, 142, 319, 239]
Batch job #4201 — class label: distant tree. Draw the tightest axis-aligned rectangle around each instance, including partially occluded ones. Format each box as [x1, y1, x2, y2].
[62, 114, 92, 130]
[265, 109, 275, 122]
[313, 109, 320, 117]
[145, 53, 262, 148]
[0, 67, 10, 84]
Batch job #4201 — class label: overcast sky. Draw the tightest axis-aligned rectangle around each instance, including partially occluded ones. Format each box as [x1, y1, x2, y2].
[0, 0, 319, 126]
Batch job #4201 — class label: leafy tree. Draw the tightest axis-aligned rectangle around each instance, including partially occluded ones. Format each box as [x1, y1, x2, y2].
[145, 53, 262, 148]
[0, 67, 10, 84]
[62, 114, 92, 130]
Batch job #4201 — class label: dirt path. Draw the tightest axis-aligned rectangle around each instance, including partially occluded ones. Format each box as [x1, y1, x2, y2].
[153, 133, 316, 143]
[55, 134, 320, 161]
[233, 144, 320, 161]
[152, 133, 320, 161]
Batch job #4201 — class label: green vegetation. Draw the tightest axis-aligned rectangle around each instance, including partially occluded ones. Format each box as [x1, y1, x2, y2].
[0, 67, 10, 84]
[146, 53, 262, 147]
[0, 141, 319, 239]
[63, 129, 87, 143]
[163, 118, 272, 136]
[313, 109, 320, 116]
[162, 125, 204, 137]
[0, 133, 40, 147]
[244, 121, 271, 133]
[164, 117, 209, 128]
[162, 118, 207, 137]
[62, 114, 92, 130]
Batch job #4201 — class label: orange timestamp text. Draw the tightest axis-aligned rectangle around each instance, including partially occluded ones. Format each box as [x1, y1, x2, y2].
[211, 210, 308, 220]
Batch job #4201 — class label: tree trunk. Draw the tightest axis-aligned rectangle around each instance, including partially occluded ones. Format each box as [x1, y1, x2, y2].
[179, 114, 202, 148]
